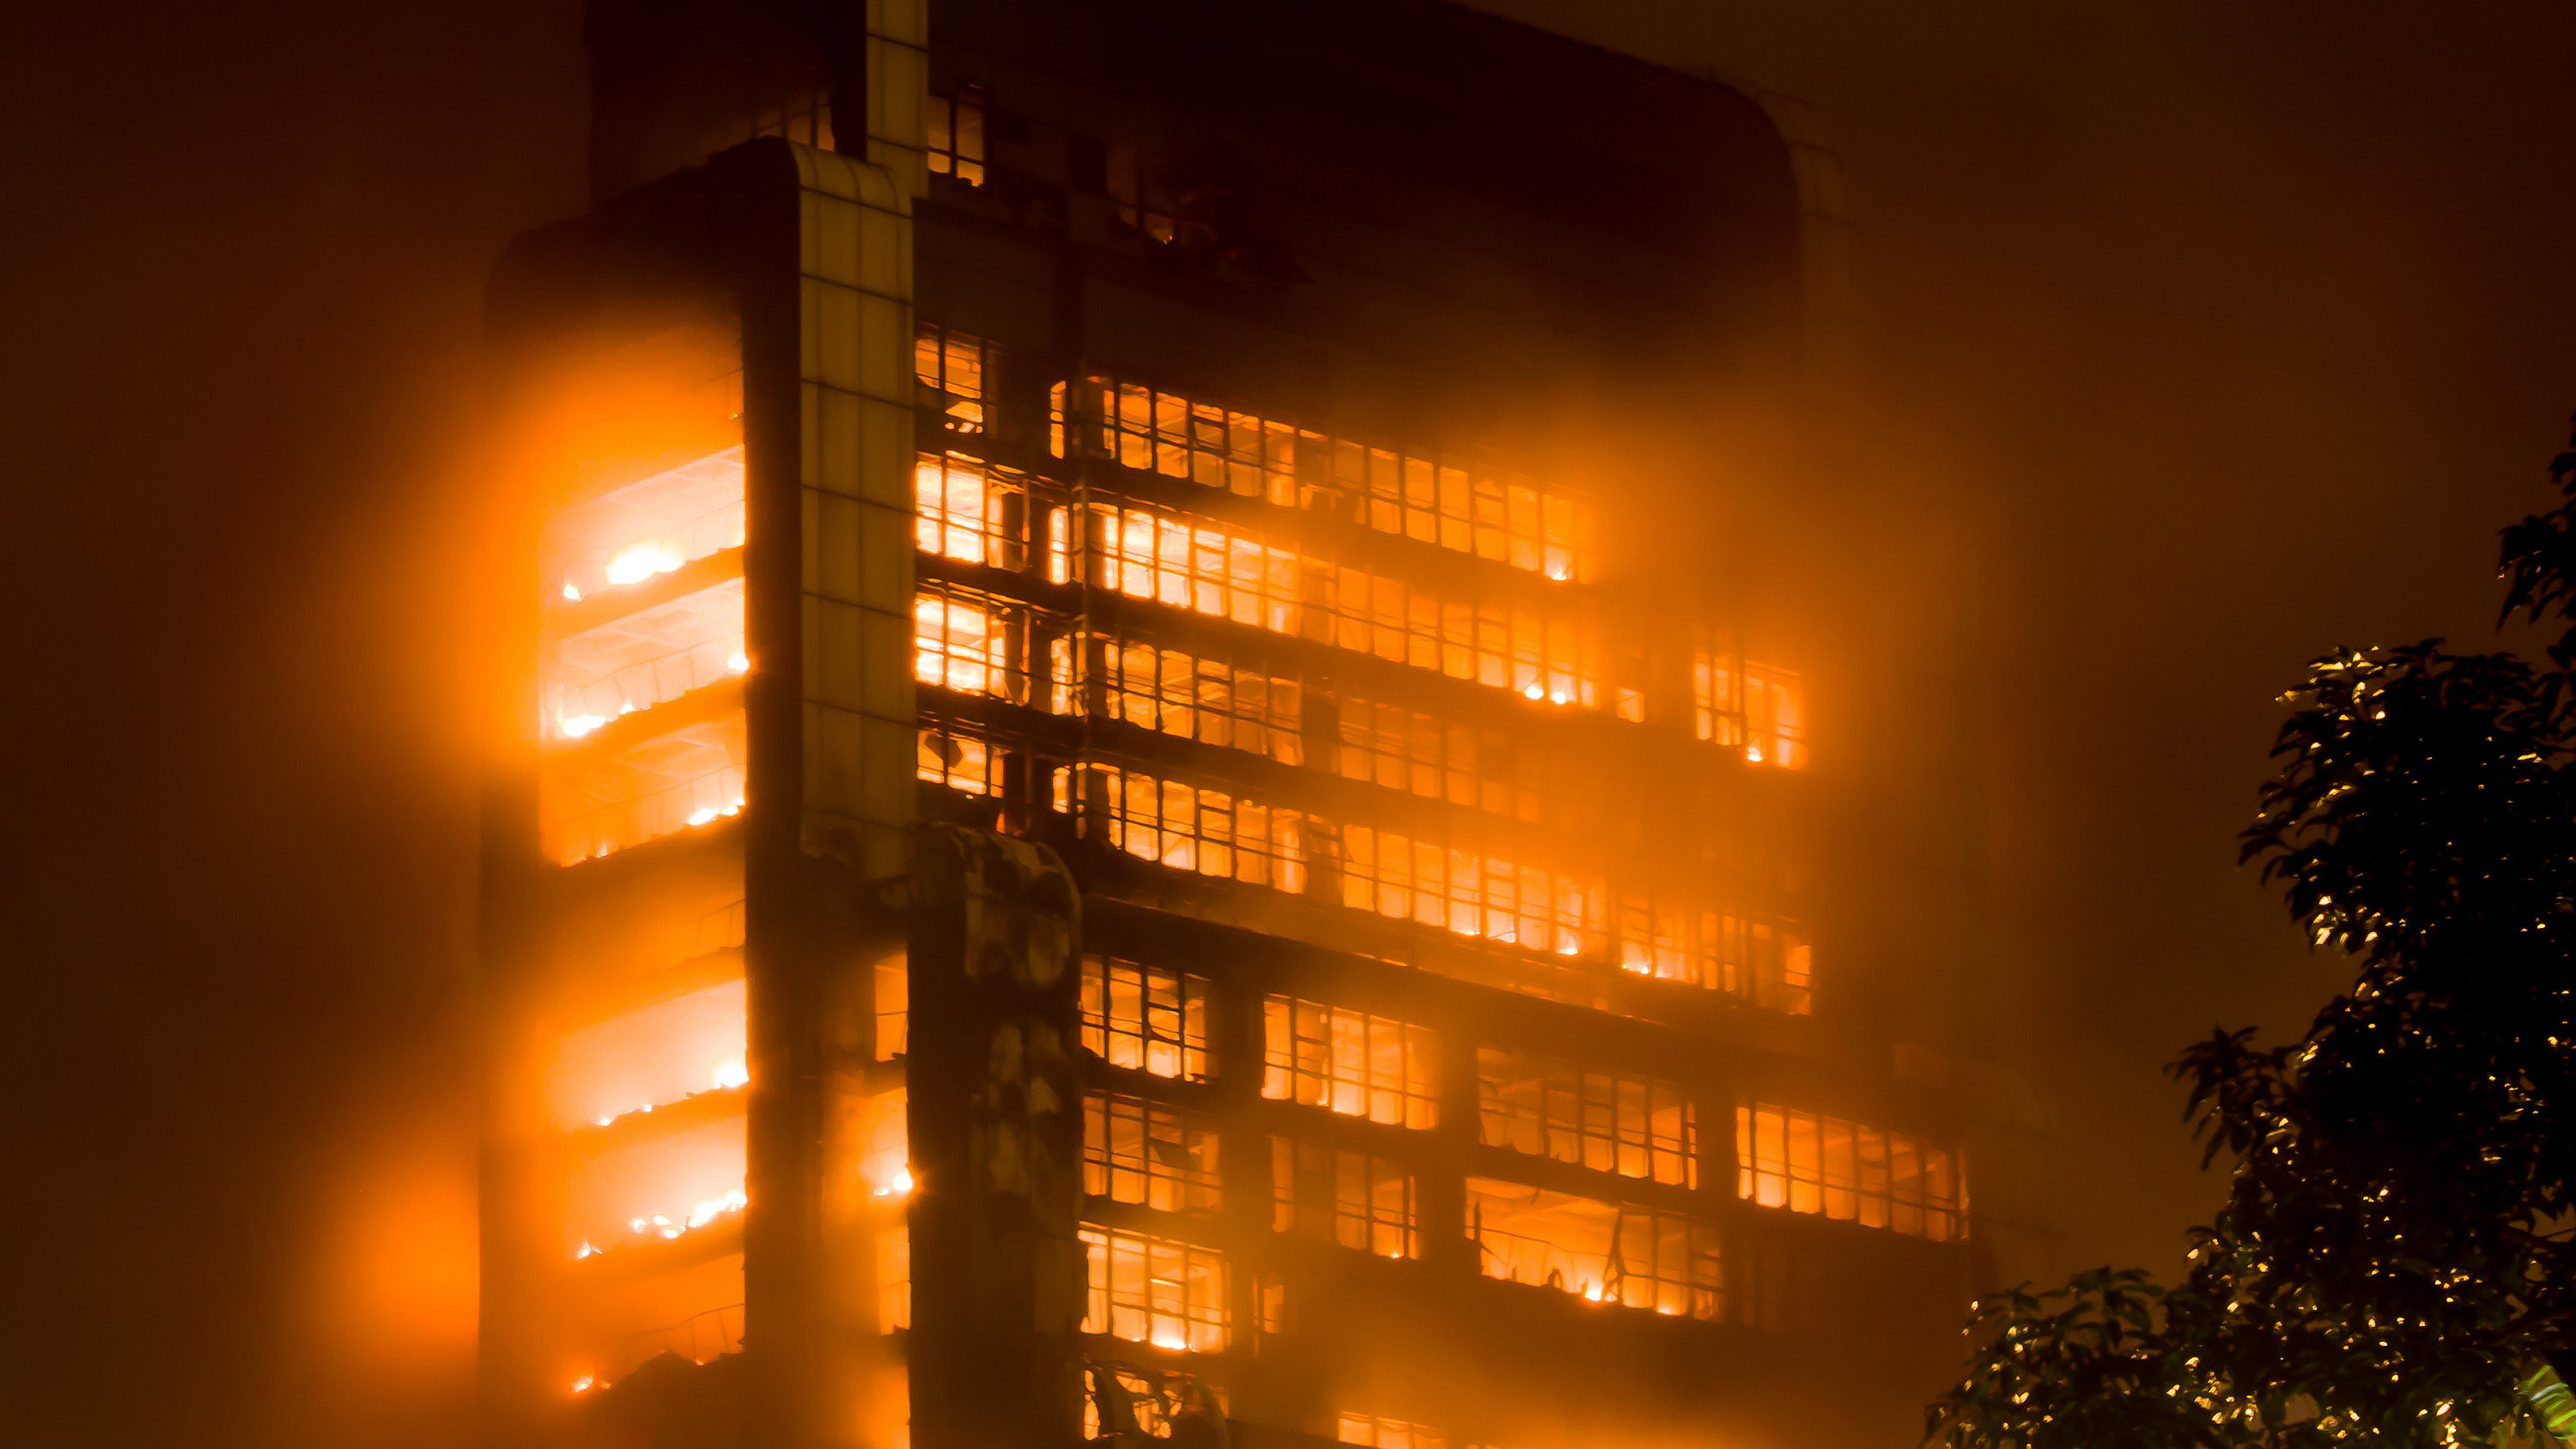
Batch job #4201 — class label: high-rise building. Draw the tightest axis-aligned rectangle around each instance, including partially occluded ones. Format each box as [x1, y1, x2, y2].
[478, 4, 1992, 1448]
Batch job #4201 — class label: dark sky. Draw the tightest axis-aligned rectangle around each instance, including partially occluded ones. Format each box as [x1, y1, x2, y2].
[7, 2, 2574, 1445]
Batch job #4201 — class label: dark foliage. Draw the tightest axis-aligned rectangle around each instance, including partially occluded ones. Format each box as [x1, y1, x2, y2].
[1927, 426, 2576, 1449]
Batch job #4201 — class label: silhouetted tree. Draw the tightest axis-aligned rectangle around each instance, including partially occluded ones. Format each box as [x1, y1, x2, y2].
[1928, 426, 2576, 1449]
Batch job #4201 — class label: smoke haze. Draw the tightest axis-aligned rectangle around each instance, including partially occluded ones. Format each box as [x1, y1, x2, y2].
[4, 1, 2573, 1443]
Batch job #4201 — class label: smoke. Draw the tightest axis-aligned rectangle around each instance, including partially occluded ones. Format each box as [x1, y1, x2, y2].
[5, 0, 2573, 1444]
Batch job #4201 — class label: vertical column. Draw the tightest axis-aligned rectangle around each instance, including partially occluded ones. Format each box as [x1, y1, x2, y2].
[908, 826, 1086, 1449]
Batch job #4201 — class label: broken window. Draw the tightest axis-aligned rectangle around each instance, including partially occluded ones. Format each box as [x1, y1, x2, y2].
[915, 454, 1023, 568]
[1736, 1104, 1965, 1241]
[1050, 632, 1305, 767]
[1476, 1050, 1697, 1188]
[916, 722, 1005, 797]
[1271, 1138, 1418, 1258]
[1051, 764, 1310, 893]
[1695, 652, 1807, 768]
[1335, 698, 1539, 822]
[1463, 1179, 1722, 1319]
[1338, 824, 1605, 959]
[1084, 1094, 1222, 1214]
[1081, 956, 1212, 1082]
[1081, 1224, 1228, 1351]
[914, 324, 986, 433]
[1613, 900, 1814, 1014]
[1261, 997, 1439, 1129]
[926, 88, 986, 186]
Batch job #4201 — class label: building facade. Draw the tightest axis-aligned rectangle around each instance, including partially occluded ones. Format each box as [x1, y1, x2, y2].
[478, 3, 1989, 1448]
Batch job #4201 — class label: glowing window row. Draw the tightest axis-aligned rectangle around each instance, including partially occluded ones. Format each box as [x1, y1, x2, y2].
[1052, 763, 1312, 893]
[1051, 633, 1306, 767]
[1082, 1224, 1228, 1352]
[1261, 996, 1439, 1130]
[1695, 654, 1807, 768]
[1031, 740, 1804, 991]
[1736, 1105, 1965, 1241]
[1047, 500, 1599, 707]
[1340, 823, 1605, 960]
[1082, 1363, 1227, 1443]
[914, 584, 1028, 700]
[1476, 1050, 1696, 1188]
[914, 324, 986, 433]
[1336, 697, 1539, 822]
[1465, 1178, 1722, 1319]
[1084, 1093, 1220, 1214]
[1081, 956, 1212, 1082]
[1273, 1138, 1417, 1258]
[1614, 900, 1814, 1014]
[1055, 375, 1595, 582]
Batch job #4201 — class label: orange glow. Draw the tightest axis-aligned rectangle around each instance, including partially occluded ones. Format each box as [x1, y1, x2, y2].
[1082, 1224, 1228, 1351]
[1339, 823, 1604, 958]
[1081, 955, 1211, 1081]
[1261, 997, 1439, 1129]
[1465, 1179, 1721, 1319]
[546, 977, 746, 1130]
[1736, 1103, 1965, 1240]
[1052, 764, 1309, 892]
[1695, 653, 1807, 768]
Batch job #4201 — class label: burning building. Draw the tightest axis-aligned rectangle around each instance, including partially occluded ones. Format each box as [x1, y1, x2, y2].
[478, 2, 1990, 1447]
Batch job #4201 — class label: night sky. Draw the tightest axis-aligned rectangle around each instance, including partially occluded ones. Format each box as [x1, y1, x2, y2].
[8, 2, 2574, 1444]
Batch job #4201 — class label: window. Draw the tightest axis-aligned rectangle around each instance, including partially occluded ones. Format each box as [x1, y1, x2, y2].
[860, 1088, 911, 1199]
[1084, 379, 1300, 506]
[1261, 997, 1439, 1129]
[913, 586, 1025, 700]
[1613, 900, 1814, 1014]
[1339, 824, 1605, 959]
[750, 88, 834, 149]
[878, 1225, 909, 1331]
[1081, 956, 1211, 1082]
[1695, 653, 1807, 768]
[1464, 1179, 1722, 1319]
[1106, 144, 1177, 242]
[914, 324, 986, 433]
[1085, 1094, 1221, 1214]
[1476, 1050, 1696, 1187]
[1335, 698, 1537, 822]
[1082, 1224, 1227, 1352]
[917, 722, 1004, 796]
[1051, 764, 1310, 894]
[1069, 501, 1309, 636]
[873, 954, 907, 1061]
[1339, 1416, 1447, 1449]
[926, 89, 985, 185]
[916, 454, 1022, 568]
[1272, 1138, 1417, 1258]
[1052, 633, 1305, 767]
[1049, 498, 1601, 708]
[1736, 1104, 1965, 1241]
[1322, 566, 1598, 707]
